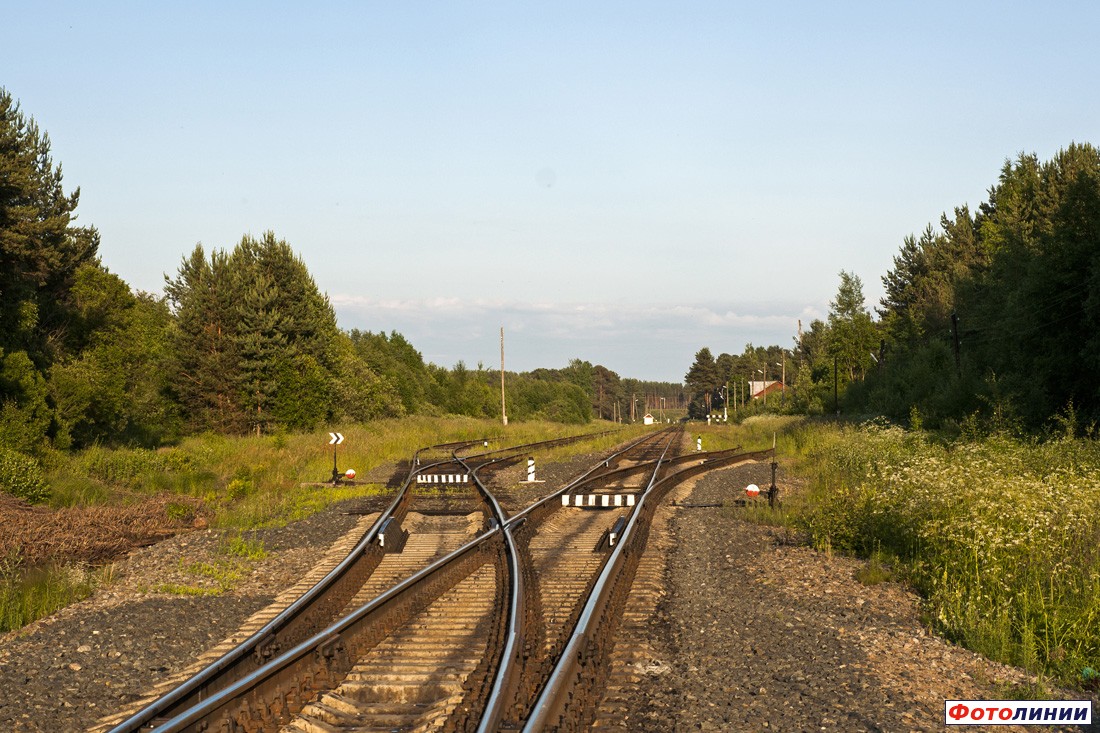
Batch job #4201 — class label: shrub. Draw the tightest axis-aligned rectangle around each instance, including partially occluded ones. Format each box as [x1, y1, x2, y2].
[0, 448, 49, 503]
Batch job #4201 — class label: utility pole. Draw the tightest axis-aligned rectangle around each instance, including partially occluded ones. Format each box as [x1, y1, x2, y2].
[777, 357, 786, 407]
[500, 327, 507, 426]
[797, 319, 803, 367]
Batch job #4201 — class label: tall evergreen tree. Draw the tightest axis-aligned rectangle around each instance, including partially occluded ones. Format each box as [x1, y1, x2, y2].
[0, 88, 101, 453]
[0, 88, 99, 367]
[165, 245, 242, 432]
[684, 347, 718, 418]
[858, 143, 1100, 430]
[166, 232, 345, 434]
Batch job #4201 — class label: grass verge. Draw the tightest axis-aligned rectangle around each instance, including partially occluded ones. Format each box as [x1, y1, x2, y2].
[732, 416, 1100, 690]
[1, 417, 635, 631]
[0, 556, 106, 634]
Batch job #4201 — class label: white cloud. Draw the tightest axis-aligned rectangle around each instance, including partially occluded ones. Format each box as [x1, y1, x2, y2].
[330, 294, 826, 382]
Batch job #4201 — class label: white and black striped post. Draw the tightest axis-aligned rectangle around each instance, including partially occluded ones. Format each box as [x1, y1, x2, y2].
[521, 456, 543, 483]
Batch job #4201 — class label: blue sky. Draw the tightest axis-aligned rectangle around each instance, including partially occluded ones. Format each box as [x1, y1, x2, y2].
[5, 2, 1098, 381]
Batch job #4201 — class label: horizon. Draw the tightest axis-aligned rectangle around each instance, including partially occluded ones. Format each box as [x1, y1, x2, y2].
[6, 2, 1098, 382]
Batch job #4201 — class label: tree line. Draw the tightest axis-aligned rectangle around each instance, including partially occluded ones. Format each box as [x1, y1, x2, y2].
[861, 142, 1100, 433]
[682, 268, 875, 420]
[685, 142, 1100, 435]
[0, 88, 684, 473]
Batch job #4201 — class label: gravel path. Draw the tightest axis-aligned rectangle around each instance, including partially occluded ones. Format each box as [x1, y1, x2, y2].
[0, 507, 369, 732]
[611, 463, 1099, 732]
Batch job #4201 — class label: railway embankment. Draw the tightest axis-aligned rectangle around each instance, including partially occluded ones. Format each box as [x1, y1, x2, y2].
[602, 463, 1099, 732]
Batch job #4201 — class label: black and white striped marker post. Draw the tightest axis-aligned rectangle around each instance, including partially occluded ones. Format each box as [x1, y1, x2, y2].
[522, 457, 543, 483]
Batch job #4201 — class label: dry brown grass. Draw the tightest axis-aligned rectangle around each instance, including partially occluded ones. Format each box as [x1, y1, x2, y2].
[0, 493, 207, 567]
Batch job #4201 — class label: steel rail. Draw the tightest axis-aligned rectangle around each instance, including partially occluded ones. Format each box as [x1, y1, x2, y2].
[143, 443, 521, 732]
[480, 427, 683, 729]
[466, 424, 680, 729]
[454, 429, 617, 461]
[558, 442, 743, 493]
[522, 444, 774, 731]
[460, 455, 525, 733]
[500, 425, 683, 529]
[111, 428, 670, 732]
[148, 529, 504, 732]
[455, 432, 661, 732]
[108, 438, 488, 732]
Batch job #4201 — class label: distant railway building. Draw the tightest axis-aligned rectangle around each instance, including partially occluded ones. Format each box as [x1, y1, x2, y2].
[749, 380, 785, 400]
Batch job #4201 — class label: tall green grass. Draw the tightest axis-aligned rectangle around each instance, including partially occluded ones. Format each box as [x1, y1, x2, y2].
[780, 420, 1100, 687]
[0, 418, 635, 632]
[0, 554, 103, 633]
[40, 417, 630, 529]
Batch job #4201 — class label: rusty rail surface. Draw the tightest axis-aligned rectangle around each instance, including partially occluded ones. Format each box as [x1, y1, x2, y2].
[484, 422, 686, 726]
[140, 436, 523, 732]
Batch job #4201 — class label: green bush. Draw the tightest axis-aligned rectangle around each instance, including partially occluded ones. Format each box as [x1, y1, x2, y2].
[160, 449, 198, 472]
[0, 448, 49, 503]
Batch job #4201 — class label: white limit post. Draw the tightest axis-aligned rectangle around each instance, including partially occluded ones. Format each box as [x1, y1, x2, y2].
[696, 436, 702, 452]
[523, 456, 543, 483]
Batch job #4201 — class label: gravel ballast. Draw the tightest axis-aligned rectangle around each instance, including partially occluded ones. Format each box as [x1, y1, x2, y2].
[0, 508, 366, 732]
[607, 463, 1099, 732]
[1, 454, 1096, 732]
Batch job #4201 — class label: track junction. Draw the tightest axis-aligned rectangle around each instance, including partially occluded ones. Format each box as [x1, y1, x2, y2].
[99, 426, 775, 732]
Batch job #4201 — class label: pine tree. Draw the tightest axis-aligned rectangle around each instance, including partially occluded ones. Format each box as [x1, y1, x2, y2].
[166, 233, 343, 434]
[0, 88, 100, 453]
[0, 88, 99, 366]
[684, 347, 718, 418]
[166, 245, 243, 432]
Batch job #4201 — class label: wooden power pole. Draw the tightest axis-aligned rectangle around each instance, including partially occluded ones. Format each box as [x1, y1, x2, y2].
[500, 327, 507, 426]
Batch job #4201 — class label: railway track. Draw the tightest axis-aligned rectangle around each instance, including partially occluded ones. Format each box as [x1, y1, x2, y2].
[103, 426, 774, 732]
